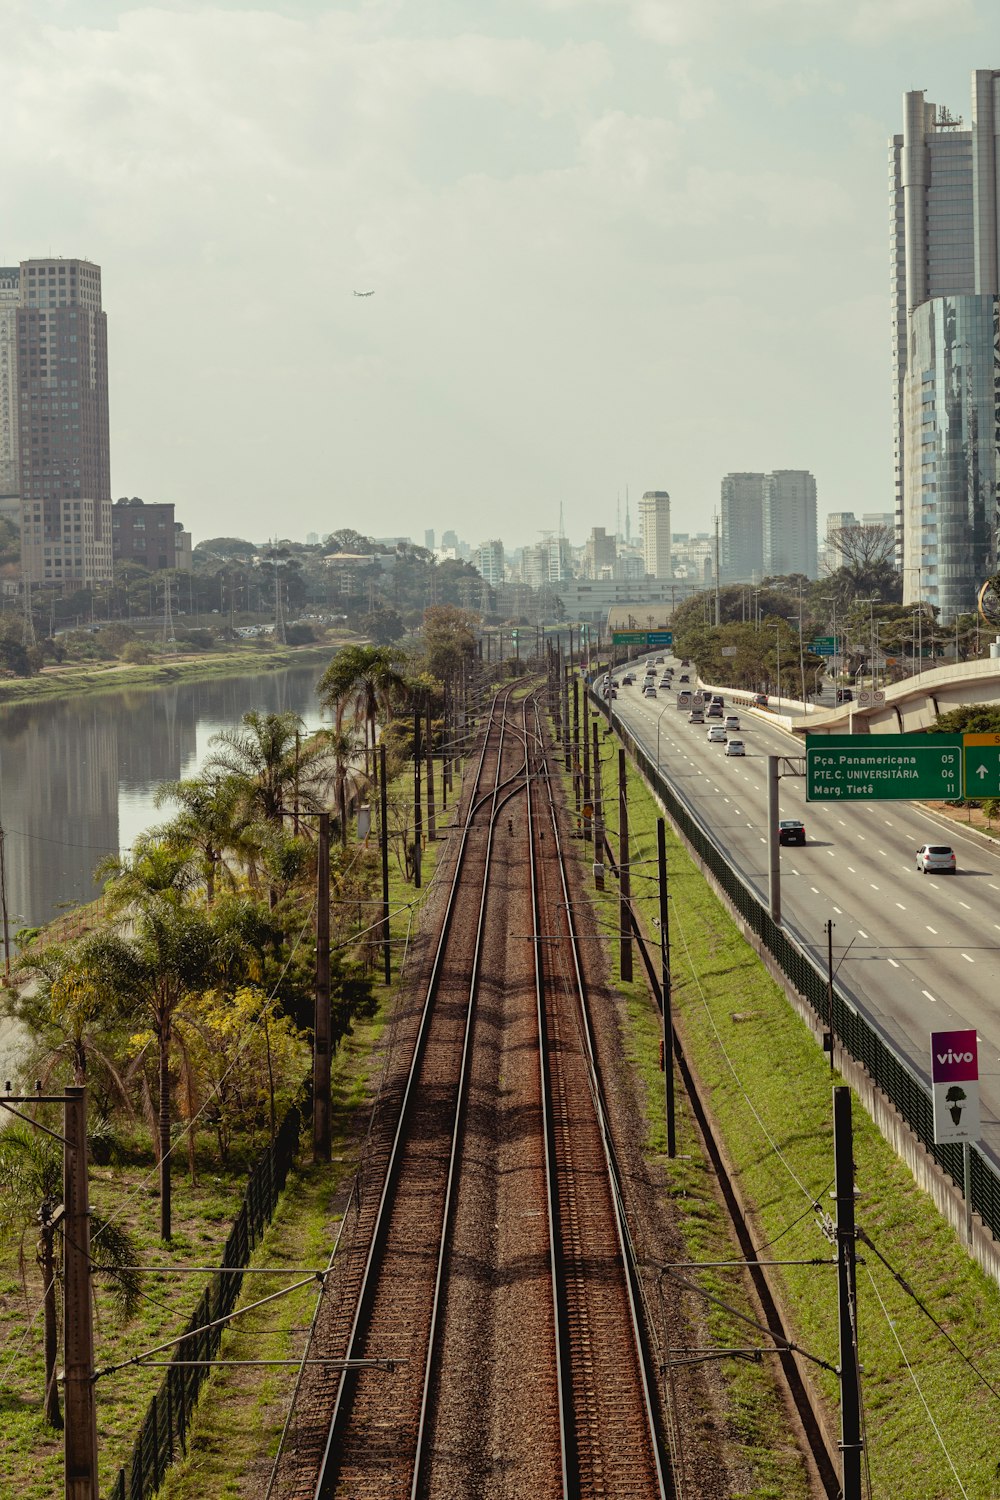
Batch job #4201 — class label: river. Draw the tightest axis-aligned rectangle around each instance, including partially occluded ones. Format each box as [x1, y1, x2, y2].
[0, 662, 328, 934]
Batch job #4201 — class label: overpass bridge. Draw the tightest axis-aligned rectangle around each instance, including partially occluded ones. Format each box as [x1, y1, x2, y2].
[790, 656, 1000, 736]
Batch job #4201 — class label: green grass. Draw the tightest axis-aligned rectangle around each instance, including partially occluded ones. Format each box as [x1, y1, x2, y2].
[563, 721, 1000, 1499]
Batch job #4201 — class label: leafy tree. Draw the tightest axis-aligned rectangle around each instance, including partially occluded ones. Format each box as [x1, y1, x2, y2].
[359, 608, 405, 645]
[205, 710, 332, 826]
[318, 645, 406, 782]
[152, 775, 264, 903]
[421, 605, 478, 682]
[930, 704, 1000, 735]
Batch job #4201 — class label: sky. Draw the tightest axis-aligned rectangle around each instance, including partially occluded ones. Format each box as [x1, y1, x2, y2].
[2, 0, 993, 548]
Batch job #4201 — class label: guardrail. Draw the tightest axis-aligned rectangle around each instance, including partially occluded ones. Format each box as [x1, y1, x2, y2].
[596, 688, 1000, 1248]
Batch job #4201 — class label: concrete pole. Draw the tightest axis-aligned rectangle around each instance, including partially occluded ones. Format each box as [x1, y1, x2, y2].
[834, 1086, 863, 1500]
[619, 748, 633, 983]
[767, 755, 781, 925]
[64, 1086, 99, 1500]
[312, 812, 331, 1161]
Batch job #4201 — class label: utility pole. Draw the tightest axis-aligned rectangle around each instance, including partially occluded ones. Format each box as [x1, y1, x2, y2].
[591, 721, 604, 857]
[619, 748, 633, 983]
[0, 824, 9, 977]
[64, 1085, 99, 1500]
[582, 682, 592, 842]
[313, 812, 331, 1162]
[572, 678, 581, 811]
[413, 711, 423, 890]
[425, 696, 436, 841]
[380, 744, 391, 986]
[657, 819, 675, 1157]
[563, 664, 571, 773]
[825, 918, 835, 1071]
[834, 1086, 863, 1500]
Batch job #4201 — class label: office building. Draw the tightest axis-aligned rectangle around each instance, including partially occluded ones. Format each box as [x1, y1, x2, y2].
[112, 497, 186, 573]
[762, 470, 817, 578]
[720, 473, 764, 582]
[824, 510, 858, 572]
[892, 72, 1000, 620]
[639, 490, 672, 580]
[582, 526, 617, 579]
[15, 258, 112, 587]
[475, 538, 505, 586]
[0, 267, 18, 508]
[424, 529, 435, 552]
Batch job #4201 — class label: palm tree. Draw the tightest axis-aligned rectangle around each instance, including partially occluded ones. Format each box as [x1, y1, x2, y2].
[204, 710, 332, 826]
[152, 773, 265, 902]
[324, 724, 367, 845]
[318, 645, 406, 783]
[86, 886, 218, 1242]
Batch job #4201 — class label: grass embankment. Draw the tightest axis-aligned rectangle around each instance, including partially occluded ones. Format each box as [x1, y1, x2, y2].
[0, 761, 454, 1499]
[568, 727, 1000, 1499]
[0, 642, 339, 708]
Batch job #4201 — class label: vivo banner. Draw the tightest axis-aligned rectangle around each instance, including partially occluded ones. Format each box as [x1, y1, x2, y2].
[930, 1028, 980, 1145]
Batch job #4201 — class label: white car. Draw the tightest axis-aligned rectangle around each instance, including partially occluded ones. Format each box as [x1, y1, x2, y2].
[915, 844, 956, 873]
[644, 686, 656, 698]
[724, 715, 741, 731]
[707, 725, 727, 743]
[725, 739, 745, 756]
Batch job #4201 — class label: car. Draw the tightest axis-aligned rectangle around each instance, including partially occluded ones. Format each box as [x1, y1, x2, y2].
[916, 844, 956, 873]
[679, 673, 690, 683]
[724, 715, 741, 731]
[836, 688, 854, 703]
[725, 739, 745, 756]
[707, 725, 727, 743]
[622, 673, 635, 685]
[778, 820, 806, 845]
[752, 693, 768, 707]
[711, 694, 724, 705]
[681, 659, 690, 666]
[644, 686, 656, 697]
[706, 704, 723, 719]
[654, 656, 665, 664]
[689, 709, 705, 724]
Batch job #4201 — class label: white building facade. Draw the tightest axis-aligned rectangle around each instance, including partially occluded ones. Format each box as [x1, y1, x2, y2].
[639, 490, 672, 580]
[762, 470, 817, 578]
[720, 473, 764, 582]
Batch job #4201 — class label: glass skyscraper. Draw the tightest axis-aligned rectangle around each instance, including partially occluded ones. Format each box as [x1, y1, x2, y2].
[892, 72, 1000, 621]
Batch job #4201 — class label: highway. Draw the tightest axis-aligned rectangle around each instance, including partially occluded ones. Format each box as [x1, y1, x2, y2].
[606, 656, 1000, 1162]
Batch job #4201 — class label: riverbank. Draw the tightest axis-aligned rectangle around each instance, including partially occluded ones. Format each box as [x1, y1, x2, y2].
[0, 639, 346, 708]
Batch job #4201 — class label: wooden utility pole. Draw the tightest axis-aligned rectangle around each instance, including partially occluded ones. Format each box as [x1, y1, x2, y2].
[413, 711, 423, 890]
[64, 1086, 98, 1500]
[380, 744, 391, 986]
[657, 819, 675, 1157]
[619, 748, 633, 982]
[425, 696, 436, 841]
[313, 811, 331, 1162]
[834, 1086, 863, 1500]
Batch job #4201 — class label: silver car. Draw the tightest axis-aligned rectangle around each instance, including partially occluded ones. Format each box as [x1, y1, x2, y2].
[916, 844, 956, 873]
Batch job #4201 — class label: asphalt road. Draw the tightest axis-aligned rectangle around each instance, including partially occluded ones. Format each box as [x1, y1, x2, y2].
[606, 657, 1000, 1161]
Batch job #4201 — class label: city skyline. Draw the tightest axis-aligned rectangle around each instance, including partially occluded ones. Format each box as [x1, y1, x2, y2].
[3, 7, 998, 549]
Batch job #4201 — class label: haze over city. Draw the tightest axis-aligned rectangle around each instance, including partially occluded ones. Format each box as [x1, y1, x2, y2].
[2, 0, 993, 545]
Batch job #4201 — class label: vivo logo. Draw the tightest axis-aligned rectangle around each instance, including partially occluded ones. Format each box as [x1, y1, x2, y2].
[937, 1051, 974, 1065]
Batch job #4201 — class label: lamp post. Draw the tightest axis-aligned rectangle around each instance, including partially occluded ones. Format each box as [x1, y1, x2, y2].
[770, 622, 782, 710]
[655, 701, 671, 774]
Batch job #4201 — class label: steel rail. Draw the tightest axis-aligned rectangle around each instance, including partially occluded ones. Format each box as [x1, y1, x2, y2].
[531, 699, 673, 1500]
[525, 697, 574, 1499]
[311, 686, 519, 1500]
[408, 694, 530, 1495]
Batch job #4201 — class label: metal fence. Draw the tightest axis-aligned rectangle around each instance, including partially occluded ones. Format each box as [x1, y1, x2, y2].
[603, 698, 1000, 1245]
[106, 1104, 303, 1500]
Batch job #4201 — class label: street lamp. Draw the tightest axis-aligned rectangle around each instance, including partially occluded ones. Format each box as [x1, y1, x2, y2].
[770, 622, 782, 710]
[655, 701, 671, 774]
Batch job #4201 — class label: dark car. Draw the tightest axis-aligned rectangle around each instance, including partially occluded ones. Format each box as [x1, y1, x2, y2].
[752, 693, 768, 707]
[679, 673, 690, 683]
[778, 819, 806, 845]
[836, 688, 854, 703]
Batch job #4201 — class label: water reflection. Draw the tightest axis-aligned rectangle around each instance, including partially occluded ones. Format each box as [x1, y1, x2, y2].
[0, 664, 326, 930]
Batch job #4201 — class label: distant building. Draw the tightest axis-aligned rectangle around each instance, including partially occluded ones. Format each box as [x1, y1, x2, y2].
[441, 529, 458, 550]
[639, 491, 672, 580]
[825, 510, 858, 572]
[582, 526, 617, 579]
[0, 267, 18, 511]
[861, 512, 894, 529]
[763, 470, 817, 578]
[424, 528, 435, 551]
[720, 473, 764, 582]
[305, 531, 319, 546]
[15, 258, 112, 587]
[476, 538, 505, 586]
[112, 498, 187, 573]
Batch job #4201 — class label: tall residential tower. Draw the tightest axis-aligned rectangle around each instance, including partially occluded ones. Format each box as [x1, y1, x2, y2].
[720, 472, 764, 582]
[639, 490, 672, 580]
[891, 72, 1000, 620]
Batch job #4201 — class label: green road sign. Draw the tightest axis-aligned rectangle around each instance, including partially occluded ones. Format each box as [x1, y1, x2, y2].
[963, 732, 1000, 796]
[806, 734, 963, 801]
[612, 630, 674, 647]
[808, 636, 836, 656]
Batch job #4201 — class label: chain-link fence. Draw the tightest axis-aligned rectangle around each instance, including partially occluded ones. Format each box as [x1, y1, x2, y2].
[603, 697, 1000, 1244]
[106, 1104, 302, 1500]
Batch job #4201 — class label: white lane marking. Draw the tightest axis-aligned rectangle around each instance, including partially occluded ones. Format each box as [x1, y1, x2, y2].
[888, 958, 899, 968]
[833, 906, 842, 914]
[838, 820, 846, 827]
[927, 925, 937, 934]
[962, 953, 975, 963]
[759, 836, 766, 843]
[811, 887, 819, 894]
[959, 900, 971, 909]
[791, 868, 800, 876]
[895, 902, 906, 909]
[858, 929, 869, 938]
[990, 884, 999, 892]
[828, 850, 836, 857]
[847, 866, 856, 873]
[747, 822, 753, 828]
[884, 819, 893, 826]
[858, 835, 866, 841]
[878, 849, 887, 856]
[870, 884, 879, 891]
[928, 882, 939, 889]
[922, 988, 937, 1003]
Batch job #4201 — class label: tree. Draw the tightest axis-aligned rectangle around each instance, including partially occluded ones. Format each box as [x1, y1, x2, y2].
[930, 704, 1000, 735]
[359, 608, 405, 645]
[421, 605, 478, 682]
[153, 775, 264, 903]
[205, 710, 332, 826]
[317, 645, 406, 782]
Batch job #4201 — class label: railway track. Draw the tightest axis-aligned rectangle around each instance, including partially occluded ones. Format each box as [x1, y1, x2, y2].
[271, 689, 673, 1498]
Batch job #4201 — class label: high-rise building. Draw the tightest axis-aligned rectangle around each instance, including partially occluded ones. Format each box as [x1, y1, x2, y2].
[892, 72, 1000, 620]
[582, 525, 617, 579]
[15, 258, 112, 587]
[720, 473, 764, 582]
[825, 510, 858, 572]
[424, 528, 435, 552]
[475, 538, 505, 586]
[639, 490, 672, 580]
[0, 267, 18, 507]
[762, 471, 817, 578]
